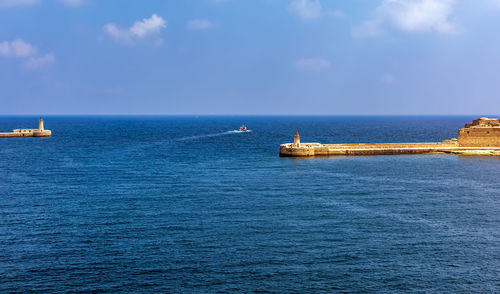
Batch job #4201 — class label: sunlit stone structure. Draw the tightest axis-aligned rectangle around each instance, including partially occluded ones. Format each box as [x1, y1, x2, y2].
[280, 118, 500, 157]
[0, 117, 52, 138]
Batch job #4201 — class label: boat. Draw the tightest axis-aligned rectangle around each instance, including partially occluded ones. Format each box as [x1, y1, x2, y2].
[238, 125, 248, 132]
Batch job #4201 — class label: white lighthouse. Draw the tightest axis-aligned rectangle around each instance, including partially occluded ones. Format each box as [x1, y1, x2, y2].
[33, 117, 51, 137]
[38, 117, 44, 131]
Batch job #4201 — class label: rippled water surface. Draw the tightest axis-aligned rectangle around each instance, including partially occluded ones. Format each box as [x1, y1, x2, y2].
[1, 116, 499, 292]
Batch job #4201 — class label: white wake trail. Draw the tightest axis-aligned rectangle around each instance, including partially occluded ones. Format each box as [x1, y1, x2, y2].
[175, 130, 247, 141]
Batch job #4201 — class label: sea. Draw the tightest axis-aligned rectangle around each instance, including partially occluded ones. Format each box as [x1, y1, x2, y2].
[1, 115, 499, 293]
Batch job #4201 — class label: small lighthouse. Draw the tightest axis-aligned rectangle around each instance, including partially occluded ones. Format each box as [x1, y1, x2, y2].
[33, 117, 51, 137]
[293, 131, 301, 147]
[0, 117, 51, 138]
[38, 117, 44, 131]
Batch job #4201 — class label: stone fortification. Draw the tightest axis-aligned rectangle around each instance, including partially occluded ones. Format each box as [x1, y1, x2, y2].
[0, 118, 51, 138]
[458, 117, 500, 147]
[280, 118, 500, 157]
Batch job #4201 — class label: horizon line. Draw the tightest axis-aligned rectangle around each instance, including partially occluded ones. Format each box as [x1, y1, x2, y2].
[0, 114, 497, 117]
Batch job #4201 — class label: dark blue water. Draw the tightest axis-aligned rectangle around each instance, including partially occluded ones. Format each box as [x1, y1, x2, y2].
[1, 116, 499, 293]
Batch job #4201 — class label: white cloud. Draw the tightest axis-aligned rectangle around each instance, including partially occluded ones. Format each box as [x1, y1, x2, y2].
[294, 58, 330, 71]
[0, 39, 36, 57]
[288, 0, 322, 20]
[354, 0, 456, 37]
[187, 19, 214, 30]
[0, 0, 37, 7]
[130, 14, 166, 37]
[0, 39, 54, 69]
[103, 14, 167, 44]
[24, 53, 55, 68]
[103, 23, 130, 43]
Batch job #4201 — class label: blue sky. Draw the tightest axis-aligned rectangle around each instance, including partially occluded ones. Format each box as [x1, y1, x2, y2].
[0, 0, 499, 115]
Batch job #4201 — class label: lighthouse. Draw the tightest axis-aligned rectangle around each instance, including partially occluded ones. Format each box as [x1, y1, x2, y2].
[38, 117, 44, 131]
[293, 131, 301, 147]
[33, 117, 51, 137]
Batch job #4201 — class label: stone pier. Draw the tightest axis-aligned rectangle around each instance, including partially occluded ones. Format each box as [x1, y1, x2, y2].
[280, 118, 500, 157]
[0, 117, 52, 138]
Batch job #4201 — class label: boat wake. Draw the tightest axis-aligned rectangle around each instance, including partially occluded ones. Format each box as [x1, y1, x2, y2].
[176, 130, 249, 141]
[230, 130, 252, 133]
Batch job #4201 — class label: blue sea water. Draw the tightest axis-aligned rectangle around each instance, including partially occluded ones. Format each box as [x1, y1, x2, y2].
[1, 115, 499, 293]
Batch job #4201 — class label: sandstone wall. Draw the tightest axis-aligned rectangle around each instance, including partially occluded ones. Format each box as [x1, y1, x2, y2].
[33, 130, 52, 137]
[323, 142, 457, 149]
[0, 132, 33, 137]
[458, 128, 500, 147]
[0, 130, 51, 138]
[279, 142, 458, 157]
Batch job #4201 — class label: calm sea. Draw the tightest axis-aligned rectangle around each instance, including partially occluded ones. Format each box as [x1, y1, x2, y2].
[1, 116, 499, 293]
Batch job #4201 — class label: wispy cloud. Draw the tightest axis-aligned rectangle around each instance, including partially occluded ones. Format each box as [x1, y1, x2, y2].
[0, 39, 36, 57]
[288, 0, 322, 20]
[103, 14, 167, 44]
[0, 39, 54, 69]
[353, 0, 456, 37]
[25, 53, 55, 68]
[187, 19, 214, 30]
[294, 58, 330, 71]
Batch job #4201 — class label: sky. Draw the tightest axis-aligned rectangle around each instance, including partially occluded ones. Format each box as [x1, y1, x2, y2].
[1, 0, 500, 115]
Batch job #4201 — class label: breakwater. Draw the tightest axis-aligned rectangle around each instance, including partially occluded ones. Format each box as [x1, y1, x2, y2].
[280, 117, 500, 157]
[0, 117, 51, 138]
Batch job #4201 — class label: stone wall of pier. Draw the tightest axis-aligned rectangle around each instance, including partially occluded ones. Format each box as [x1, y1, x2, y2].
[458, 127, 500, 147]
[279, 142, 459, 157]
